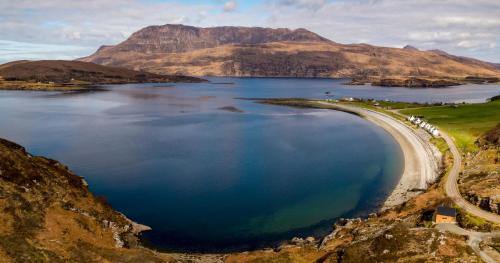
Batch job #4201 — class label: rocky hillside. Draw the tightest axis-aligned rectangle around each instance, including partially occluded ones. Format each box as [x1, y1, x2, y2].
[459, 124, 500, 217]
[0, 138, 178, 262]
[0, 60, 203, 84]
[104, 24, 331, 55]
[80, 24, 500, 84]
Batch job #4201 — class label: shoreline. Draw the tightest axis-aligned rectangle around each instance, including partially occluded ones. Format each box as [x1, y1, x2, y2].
[316, 102, 441, 209]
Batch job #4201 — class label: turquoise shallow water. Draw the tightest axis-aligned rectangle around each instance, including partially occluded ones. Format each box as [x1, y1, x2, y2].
[0, 78, 497, 252]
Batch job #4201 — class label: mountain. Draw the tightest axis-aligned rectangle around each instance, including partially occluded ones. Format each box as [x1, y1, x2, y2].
[0, 60, 203, 84]
[403, 45, 419, 51]
[80, 24, 500, 82]
[104, 24, 331, 55]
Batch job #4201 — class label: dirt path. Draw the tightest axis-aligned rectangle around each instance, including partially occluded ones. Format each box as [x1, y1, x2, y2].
[317, 102, 440, 208]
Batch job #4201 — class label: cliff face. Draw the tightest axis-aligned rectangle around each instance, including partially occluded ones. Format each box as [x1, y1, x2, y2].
[80, 24, 500, 81]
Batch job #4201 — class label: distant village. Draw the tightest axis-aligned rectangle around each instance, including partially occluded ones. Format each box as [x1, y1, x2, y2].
[324, 97, 441, 137]
[408, 115, 440, 137]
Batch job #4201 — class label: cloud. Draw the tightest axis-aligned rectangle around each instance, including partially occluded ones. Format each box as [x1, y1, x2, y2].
[0, 0, 499, 62]
[223, 1, 238, 12]
[273, 0, 328, 10]
[0, 40, 91, 64]
[262, 0, 500, 61]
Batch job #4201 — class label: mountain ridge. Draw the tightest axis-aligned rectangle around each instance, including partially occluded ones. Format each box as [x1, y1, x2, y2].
[80, 24, 500, 83]
[105, 24, 331, 54]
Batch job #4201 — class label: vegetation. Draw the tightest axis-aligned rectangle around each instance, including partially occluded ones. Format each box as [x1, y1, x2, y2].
[430, 137, 449, 154]
[400, 99, 500, 152]
[456, 208, 494, 231]
[260, 99, 362, 116]
[0, 80, 91, 91]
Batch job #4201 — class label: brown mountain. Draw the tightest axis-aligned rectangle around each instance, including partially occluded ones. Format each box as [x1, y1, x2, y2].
[0, 60, 203, 84]
[80, 24, 500, 83]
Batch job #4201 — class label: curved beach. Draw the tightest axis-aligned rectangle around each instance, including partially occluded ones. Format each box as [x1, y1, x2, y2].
[317, 102, 441, 209]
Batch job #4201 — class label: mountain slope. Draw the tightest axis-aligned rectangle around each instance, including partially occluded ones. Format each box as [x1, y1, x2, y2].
[80, 24, 500, 81]
[0, 60, 203, 84]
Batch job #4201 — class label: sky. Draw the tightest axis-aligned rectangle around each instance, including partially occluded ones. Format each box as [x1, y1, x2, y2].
[1, 0, 500, 63]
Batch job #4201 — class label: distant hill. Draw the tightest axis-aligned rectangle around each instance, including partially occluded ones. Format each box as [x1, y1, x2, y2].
[403, 45, 419, 51]
[80, 24, 500, 83]
[0, 60, 203, 84]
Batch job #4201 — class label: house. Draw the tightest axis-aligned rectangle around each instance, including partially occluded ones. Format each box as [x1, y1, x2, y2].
[434, 206, 457, 224]
[406, 115, 441, 137]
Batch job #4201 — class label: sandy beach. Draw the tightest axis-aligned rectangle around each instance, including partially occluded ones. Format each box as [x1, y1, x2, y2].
[317, 102, 442, 209]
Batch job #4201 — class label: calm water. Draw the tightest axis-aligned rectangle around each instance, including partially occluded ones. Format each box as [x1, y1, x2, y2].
[0, 78, 498, 251]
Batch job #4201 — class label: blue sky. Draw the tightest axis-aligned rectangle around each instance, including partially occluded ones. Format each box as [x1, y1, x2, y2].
[1, 0, 500, 63]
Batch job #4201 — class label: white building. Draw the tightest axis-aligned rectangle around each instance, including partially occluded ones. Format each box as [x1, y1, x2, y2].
[408, 115, 440, 137]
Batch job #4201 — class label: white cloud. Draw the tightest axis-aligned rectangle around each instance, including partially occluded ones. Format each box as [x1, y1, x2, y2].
[262, 0, 500, 61]
[0, 0, 499, 62]
[0, 40, 91, 64]
[223, 1, 238, 12]
[274, 0, 328, 10]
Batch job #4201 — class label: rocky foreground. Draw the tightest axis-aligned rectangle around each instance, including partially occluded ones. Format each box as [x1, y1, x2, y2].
[0, 138, 177, 262]
[80, 24, 500, 86]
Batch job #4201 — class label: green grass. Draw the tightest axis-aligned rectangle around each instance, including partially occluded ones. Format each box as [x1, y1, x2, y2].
[456, 208, 494, 231]
[430, 137, 449, 154]
[337, 99, 429, 110]
[400, 100, 500, 152]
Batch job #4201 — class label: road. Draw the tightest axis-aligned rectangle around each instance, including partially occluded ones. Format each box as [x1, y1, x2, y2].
[386, 106, 500, 224]
[441, 131, 500, 224]
[436, 223, 500, 263]
[325, 103, 500, 262]
[328, 102, 500, 224]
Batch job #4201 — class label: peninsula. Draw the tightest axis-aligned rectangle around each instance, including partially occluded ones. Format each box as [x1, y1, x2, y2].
[0, 60, 204, 91]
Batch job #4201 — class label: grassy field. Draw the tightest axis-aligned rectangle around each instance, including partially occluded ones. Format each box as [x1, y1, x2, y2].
[400, 100, 500, 152]
[342, 100, 435, 110]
